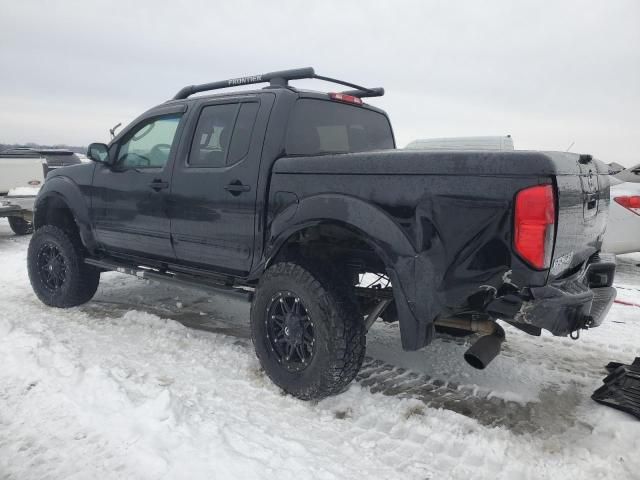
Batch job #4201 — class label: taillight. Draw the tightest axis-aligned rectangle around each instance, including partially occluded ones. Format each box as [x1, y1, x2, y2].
[328, 92, 363, 105]
[514, 184, 556, 269]
[614, 196, 640, 216]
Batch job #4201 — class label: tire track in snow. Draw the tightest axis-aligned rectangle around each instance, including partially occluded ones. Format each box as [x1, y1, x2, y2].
[5, 224, 638, 441]
[82, 296, 588, 436]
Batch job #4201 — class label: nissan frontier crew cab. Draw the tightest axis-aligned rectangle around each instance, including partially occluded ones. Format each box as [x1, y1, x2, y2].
[27, 68, 616, 400]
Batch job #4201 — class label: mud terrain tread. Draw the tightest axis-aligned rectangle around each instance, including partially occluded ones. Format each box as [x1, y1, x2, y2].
[251, 261, 365, 400]
[27, 225, 100, 307]
[8, 216, 33, 235]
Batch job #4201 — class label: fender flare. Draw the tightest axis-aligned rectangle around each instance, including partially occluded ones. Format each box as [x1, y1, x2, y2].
[34, 176, 98, 251]
[264, 193, 416, 268]
[260, 194, 432, 350]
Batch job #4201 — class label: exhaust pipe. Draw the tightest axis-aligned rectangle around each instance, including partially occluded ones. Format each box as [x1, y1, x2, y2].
[463, 325, 505, 370]
[434, 318, 505, 370]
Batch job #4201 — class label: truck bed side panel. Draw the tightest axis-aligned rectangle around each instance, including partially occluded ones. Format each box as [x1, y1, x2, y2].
[268, 169, 545, 348]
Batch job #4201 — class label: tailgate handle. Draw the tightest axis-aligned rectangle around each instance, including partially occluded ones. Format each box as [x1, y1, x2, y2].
[586, 193, 597, 209]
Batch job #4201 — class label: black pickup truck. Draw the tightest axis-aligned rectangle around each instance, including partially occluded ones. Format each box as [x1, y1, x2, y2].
[27, 68, 616, 400]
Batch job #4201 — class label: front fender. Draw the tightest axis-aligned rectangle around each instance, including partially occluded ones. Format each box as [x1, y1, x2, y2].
[35, 174, 98, 251]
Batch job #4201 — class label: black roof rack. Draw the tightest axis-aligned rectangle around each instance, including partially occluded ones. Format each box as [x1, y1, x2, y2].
[172, 67, 384, 100]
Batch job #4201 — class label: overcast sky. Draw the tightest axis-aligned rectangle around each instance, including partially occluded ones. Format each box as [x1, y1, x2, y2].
[1, 0, 638, 165]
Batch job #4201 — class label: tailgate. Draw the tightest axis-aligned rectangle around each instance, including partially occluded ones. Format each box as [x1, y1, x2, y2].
[0, 156, 45, 195]
[549, 153, 610, 280]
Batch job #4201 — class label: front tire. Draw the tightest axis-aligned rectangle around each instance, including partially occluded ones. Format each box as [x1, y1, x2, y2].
[27, 225, 100, 307]
[251, 261, 365, 400]
[8, 216, 33, 235]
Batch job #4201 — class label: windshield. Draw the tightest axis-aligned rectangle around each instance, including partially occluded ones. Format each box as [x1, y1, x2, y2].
[285, 99, 394, 156]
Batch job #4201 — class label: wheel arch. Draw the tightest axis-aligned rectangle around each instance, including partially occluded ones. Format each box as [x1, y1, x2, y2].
[261, 193, 417, 273]
[255, 194, 430, 351]
[34, 177, 98, 252]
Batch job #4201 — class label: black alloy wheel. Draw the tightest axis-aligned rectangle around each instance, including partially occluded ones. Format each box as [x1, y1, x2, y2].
[27, 225, 100, 307]
[265, 292, 315, 372]
[37, 242, 67, 291]
[251, 261, 366, 400]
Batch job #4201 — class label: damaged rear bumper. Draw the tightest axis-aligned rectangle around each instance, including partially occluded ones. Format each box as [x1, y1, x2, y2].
[489, 253, 617, 336]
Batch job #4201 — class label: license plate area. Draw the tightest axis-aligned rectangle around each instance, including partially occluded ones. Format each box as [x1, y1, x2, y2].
[579, 163, 599, 219]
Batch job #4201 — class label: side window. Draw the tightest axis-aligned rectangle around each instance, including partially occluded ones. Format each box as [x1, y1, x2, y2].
[117, 114, 182, 169]
[227, 102, 259, 165]
[188, 104, 238, 167]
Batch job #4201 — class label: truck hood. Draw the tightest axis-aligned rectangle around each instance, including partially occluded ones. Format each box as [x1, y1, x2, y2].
[45, 162, 95, 184]
[273, 149, 611, 177]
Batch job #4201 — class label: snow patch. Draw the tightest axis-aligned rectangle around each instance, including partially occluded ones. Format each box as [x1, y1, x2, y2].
[6, 186, 41, 197]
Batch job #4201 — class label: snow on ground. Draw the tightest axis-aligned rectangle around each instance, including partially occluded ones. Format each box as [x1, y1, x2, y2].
[1, 218, 639, 480]
[6, 186, 40, 197]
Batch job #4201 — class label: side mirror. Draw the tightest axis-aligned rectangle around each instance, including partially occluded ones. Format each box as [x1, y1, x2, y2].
[87, 143, 110, 164]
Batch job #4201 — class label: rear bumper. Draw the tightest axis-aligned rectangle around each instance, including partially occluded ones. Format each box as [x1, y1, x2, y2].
[0, 203, 22, 216]
[0, 196, 36, 217]
[491, 253, 617, 336]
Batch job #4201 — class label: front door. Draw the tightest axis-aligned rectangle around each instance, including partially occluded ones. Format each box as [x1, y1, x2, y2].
[169, 95, 272, 275]
[91, 110, 185, 259]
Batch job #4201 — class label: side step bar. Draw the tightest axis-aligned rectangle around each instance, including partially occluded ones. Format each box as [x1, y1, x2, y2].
[85, 257, 254, 302]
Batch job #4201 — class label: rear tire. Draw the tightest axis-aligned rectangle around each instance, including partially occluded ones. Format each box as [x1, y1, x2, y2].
[251, 261, 365, 400]
[27, 225, 100, 307]
[8, 216, 33, 235]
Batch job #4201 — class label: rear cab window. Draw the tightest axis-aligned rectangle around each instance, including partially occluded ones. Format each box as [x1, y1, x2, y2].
[285, 98, 394, 156]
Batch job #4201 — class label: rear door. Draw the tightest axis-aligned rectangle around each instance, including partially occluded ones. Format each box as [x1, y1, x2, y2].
[91, 106, 186, 259]
[169, 93, 273, 275]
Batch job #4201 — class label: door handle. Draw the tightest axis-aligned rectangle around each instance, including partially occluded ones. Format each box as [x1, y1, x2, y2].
[224, 180, 251, 196]
[149, 180, 169, 191]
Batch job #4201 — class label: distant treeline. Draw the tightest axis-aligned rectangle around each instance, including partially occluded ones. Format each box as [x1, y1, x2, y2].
[0, 142, 87, 154]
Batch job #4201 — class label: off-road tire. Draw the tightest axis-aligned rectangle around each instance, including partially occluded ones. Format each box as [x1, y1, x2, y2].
[27, 225, 100, 307]
[8, 216, 33, 235]
[251, 261, 366, 400]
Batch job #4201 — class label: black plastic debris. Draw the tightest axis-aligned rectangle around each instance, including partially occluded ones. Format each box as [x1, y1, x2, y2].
[604, 357, 640, 373]
[592, 357, 640, 420]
